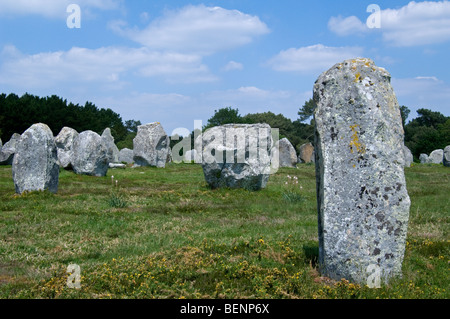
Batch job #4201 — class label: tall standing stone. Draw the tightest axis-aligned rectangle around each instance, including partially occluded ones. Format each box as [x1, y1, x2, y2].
[71, 130, 109, 176]
[12, 123, 59, 194]
[313, 58, 411, 285]
[133, 122, 170, 168]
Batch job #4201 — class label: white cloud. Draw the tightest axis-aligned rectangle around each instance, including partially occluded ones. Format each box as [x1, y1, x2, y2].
[0, 45, 217, 88]
[112, 4, 270, 55]
[222, 61, 244, 71]
[392, 76, 450, 116]
[267, 44, 364, 74]
[0, 0, 121, 18]
[328, 1, 450, 47]
[328, 15, 369, 36]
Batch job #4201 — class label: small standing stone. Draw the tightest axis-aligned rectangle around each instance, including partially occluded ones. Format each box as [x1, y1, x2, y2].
[419, 153, 429, 164]
[119, 148, 134, 164]
[427, 149, 444, 164]
[55, 127, 79, 169]
[271, 138, 297, 168]
[133, 122, 170, 168]
[101, 128, 120, 163]
[444, 146, 450, 167]
[403, 145, 413, 167]
[12, 123, 59, 194]
[298, 142, 315, 163]
[313, 58, 411, 285]
[0, 133, 21, 165]
[71, 131, 109, 177]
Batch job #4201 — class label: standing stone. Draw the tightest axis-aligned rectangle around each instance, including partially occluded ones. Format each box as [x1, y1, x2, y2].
[55, 127, 79, 169]
[200, 124, 273, 190]
[71, 131, 109, 176]
[419, 153, 429, 164]
[298, 142, 315, 163]
[403, 145, 413, 167]
[0, 133, 21, 165]
[313, 58, 411, 285]
[101, 128, 120, 163]
[133, 122, 170, 168]
[271, 138, 297, 168]
[444, 146, 450, 167]
[12, 123, 59, 194]
[427, 149, 444, 164]
[119, 148, 134, 164]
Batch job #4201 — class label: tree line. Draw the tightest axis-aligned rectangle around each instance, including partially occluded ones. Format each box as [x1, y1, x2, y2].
[1, 93, 448, 161]
[0, 93, 140, 147]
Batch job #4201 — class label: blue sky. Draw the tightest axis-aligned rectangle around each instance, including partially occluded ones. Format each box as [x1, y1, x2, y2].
[1, 0, 449, 135]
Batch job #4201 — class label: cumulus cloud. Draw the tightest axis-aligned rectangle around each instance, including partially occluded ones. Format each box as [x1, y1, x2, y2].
[267, 44, 364, 74]
[328, 1, 450, 47]
[0, 0, 121, 18]
[111, 4, 270, 55]
[222, 61, 244, 71]
[0, 45, 217, 88]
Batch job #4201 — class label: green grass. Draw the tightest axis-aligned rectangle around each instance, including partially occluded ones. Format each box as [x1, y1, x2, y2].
[0, 163, 448, 299]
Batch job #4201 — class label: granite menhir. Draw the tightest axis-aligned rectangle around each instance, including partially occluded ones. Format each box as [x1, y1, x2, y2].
[313, 58, 411, 285]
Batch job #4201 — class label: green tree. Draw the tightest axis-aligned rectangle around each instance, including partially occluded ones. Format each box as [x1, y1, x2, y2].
[298, 98, 316, 123]
[399, 105, 411, 128]
[205, 107, 242, 129]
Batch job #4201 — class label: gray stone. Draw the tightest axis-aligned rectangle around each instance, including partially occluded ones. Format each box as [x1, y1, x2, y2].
[12, 123, 59, 194]
[71, 130, 109, 176]
[109, 163, 126, 169]
[101, 128, 120, 163]
[419, 153, 429, 164]
[183, 149, 202, 163]
[119, 148, 134, 163]
[0, 133, 21, 165]
[199, 124, 273, 190]
[444, 146, 450, 167]
[55, 127, 79, 169]
[271, 138, 297, 168]
[313, 58, 411, 285]
[133, 122, 170, 168]
[427, 149, 443, 164]
[298, 142, 315, 163]
[403, 145, 413, 167]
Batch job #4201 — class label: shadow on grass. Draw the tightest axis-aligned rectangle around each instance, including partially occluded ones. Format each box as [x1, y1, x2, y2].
[302, 244, 319, 267]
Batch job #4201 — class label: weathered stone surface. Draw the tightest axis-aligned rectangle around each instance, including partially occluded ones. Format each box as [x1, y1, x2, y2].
[298, 142, 315, 163]
[119, 148, 134, 163]
[71, 131, 109, 176]
[313, 58, 411, 285]
[109, 163, 126, 169]
[271, 138, 297, 168]
[427, 149, 443, 164]
[419, 153, 429, 164]
[403, 145, 413, 167]
[200, 124, 273, 190]
[12, 123, 59, 194]
[444, 146, 450, 167]
[55, 127, 79, 169]
[102, 128, 120, 163]
[183, 149, 202, 163]
[0, 133, 21, 165]
[133, 122, 170, 168]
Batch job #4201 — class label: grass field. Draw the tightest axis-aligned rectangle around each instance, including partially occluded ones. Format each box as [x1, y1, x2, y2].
[0, 162, 448, 299]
